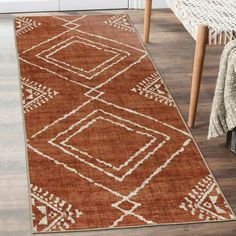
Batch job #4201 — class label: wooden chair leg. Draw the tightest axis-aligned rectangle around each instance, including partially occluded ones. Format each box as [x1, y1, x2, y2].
[144, 0, 152, 43]
[188, 25, 208, 128]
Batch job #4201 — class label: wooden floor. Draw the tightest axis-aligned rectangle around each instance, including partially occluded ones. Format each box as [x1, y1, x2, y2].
[0, 9, 236, 236]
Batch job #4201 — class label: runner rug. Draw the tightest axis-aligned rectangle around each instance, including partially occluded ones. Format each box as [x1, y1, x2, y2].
[15, 15, 235, 233]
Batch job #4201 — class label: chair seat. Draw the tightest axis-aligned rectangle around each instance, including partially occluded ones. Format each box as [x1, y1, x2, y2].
[166, 0, 236, 45]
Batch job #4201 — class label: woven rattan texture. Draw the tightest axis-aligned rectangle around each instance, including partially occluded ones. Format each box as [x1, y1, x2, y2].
[167, 0, 236, 45]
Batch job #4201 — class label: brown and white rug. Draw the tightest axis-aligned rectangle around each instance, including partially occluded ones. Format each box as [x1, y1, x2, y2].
[15, 15, 235, 233]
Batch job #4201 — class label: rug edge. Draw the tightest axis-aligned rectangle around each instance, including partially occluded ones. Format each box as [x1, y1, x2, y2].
[31, 218, 236, 234]
[12, 17, 36, 235]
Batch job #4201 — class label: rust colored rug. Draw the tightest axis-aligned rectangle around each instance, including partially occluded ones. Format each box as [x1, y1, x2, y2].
[15, 15, 235, 233]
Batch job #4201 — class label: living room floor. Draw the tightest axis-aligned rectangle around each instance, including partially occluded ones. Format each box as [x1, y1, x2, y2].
[0, 9, 236, 236]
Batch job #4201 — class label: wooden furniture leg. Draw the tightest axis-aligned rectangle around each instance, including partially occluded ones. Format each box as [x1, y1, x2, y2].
[188, 25, 208, 128]
[144, 0, 152, 43]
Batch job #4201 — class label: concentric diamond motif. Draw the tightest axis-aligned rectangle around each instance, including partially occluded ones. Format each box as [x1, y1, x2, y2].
[56, 116, 153, 169]
[36, 35, 131, 81]
[46, 39, 119, 77]
[49, 108, 168, 182]
[21, 25, 145, 88]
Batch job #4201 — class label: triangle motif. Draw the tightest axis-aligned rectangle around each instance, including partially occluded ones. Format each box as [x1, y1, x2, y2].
[179, 175, 235, 221]
[132, 72, 175, 107]
[31, 184, 82, 233]
[15, 17, 42, 36]
[105, 15, 135, 32]
[21, 77, 58, 113]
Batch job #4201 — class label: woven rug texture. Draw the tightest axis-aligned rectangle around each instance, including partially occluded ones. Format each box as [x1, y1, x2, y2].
[15, 15, 235, 233]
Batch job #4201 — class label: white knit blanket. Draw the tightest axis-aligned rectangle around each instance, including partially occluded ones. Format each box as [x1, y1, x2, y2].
[208, 40, 236, 139]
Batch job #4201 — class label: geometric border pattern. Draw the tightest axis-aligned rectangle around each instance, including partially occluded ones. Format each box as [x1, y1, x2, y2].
[179, 175, 235, 221]
[15, 17, 41, 36]
[132, 72, 175, 107]
[31, 184, 82, 232]
[21, 77, 58, 113]
[104, 15, 135, 32]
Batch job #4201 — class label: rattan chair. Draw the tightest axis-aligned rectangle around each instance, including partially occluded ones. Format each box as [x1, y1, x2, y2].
[144, 0, 236, 127]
